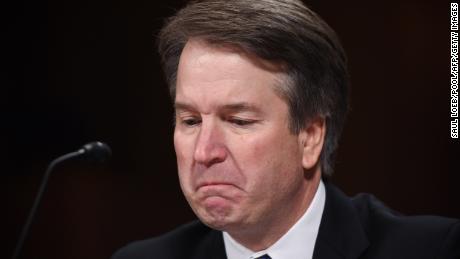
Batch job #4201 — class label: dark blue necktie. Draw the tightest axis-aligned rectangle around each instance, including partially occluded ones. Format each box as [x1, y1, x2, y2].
[255, 254, 271, 259]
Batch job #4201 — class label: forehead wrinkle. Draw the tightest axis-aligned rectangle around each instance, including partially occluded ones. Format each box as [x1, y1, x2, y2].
[176, 39, 289, 116]
[174, 101, 264, 116]
[174, 101, 196, 112]
[219, 102, 264, 115]
[183, 40, 284, 86]
[186, 44, 246, 79]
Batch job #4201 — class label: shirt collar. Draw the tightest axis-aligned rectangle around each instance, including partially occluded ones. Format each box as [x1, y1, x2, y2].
[223, 180, 326, 259]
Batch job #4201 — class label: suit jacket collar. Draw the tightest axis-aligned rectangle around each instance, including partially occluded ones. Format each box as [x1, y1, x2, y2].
[203, 181, 369, 259]
[312, 180, 369, 259]
[192, 228, 227, 259]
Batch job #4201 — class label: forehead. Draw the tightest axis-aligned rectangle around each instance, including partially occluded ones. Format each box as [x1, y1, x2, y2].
[175, 39, 287, 110]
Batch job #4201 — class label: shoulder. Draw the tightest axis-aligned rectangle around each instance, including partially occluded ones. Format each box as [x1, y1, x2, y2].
[351, 192, 460, 258]
[112, 220, 223, 259]
[320, 182, 459, 258]
[350, 192, 459, 234]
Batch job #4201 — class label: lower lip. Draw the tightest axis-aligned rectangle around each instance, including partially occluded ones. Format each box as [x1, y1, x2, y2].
[200, 183, 233, 188]
[197, 184, 239, 195]
[199, 185, 237, 207]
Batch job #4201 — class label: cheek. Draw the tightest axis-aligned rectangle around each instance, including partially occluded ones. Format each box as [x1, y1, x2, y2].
[174, 132, 194, 189]
[234, 130, 302, 187]
[230, 134, 279, 183]
[174, 131, 192, 165]
[241, 129, 298, 164]
[229, 134, 266, 166]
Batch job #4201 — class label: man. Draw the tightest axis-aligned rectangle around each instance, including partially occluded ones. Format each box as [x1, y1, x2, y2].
[113, 0, 460, 258]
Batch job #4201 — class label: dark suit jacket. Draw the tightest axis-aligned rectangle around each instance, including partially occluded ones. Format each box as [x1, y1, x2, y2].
[112, 182, 460, 259]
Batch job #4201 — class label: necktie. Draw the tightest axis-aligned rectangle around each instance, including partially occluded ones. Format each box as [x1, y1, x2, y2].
[255, 255, 271, 259]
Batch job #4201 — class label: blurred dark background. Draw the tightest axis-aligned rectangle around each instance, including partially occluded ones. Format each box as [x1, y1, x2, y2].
[4, 0, 459, 258]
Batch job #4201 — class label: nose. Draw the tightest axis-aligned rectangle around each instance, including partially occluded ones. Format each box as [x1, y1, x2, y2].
[193, 119, 228, 167]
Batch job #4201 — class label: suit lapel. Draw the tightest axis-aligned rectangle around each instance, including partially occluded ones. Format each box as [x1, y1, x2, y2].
[312, 181, 369, 259]
[191, 181, 368, 259]
[191, 228, 227, 259]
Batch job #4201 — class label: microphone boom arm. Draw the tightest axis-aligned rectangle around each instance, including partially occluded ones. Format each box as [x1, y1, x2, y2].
[11, 149, 84, 259]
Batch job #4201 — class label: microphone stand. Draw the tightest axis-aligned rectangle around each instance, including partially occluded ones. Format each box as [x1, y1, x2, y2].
[11, 149, 84, 259]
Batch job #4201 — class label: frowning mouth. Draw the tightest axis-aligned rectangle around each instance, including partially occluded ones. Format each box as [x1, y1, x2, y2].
[196, 182, 235, 190]
[194, 182, 245, 203]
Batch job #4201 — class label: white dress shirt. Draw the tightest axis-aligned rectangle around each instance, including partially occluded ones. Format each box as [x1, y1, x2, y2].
[223, 180, 326, 259]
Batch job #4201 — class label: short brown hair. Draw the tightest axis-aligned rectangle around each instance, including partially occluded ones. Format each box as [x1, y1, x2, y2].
[158, 0, 349, 176]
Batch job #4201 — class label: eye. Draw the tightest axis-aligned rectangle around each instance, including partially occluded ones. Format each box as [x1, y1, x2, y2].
[181, 117, 201, 126]
[228, 118, 255, 126]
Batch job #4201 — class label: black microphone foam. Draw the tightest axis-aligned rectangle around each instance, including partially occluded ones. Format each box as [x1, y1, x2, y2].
[80, 141, 112, 163]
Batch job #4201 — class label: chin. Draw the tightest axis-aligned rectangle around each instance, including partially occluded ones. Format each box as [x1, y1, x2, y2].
[195, 204, 240, 231]
[200, 217, 229, 231]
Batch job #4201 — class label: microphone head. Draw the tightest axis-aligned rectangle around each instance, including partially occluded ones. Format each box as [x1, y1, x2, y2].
[81, 141, 112, 163]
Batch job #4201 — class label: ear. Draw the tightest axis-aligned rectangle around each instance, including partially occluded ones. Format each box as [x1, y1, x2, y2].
[298, 117, 326, 170]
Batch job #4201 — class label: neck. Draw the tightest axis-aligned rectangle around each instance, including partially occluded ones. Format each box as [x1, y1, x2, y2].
[228, 168, 322, 251]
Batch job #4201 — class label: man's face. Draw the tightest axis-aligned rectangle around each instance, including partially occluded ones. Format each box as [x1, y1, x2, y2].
[174, 39, 311, 233]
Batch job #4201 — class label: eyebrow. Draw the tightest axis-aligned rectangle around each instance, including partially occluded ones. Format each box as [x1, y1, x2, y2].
[220, 102, 263, 114]
[174, 102, 195, 112]
[174, 101, 263, 114]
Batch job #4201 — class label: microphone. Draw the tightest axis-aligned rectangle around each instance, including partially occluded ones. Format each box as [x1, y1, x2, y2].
[80, 141, 112, 163]
[11, 141, 112, 259]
